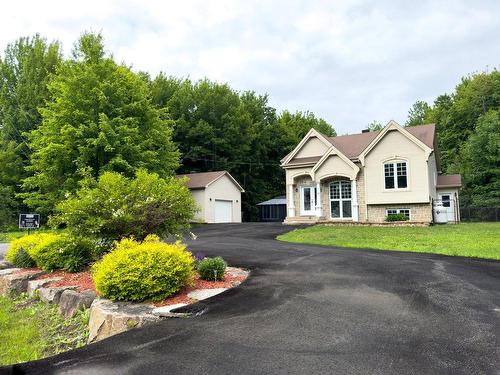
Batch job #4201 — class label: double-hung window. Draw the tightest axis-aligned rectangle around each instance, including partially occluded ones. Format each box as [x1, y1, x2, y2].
[384, 161, 407, 189]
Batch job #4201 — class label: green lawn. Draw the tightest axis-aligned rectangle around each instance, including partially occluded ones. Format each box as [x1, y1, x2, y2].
[0, 294, 89, 366]
[277, 222, 500, 260]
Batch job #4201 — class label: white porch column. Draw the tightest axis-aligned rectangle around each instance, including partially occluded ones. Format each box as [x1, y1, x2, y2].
[351, 179, 359, 221]
[315, 181, 322, 217]
[288, 184, 295, 217]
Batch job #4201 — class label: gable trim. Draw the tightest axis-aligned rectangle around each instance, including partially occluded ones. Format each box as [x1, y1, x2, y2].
[206, 172, 245, 192]
[311, 146, 360, 177]
[358, 120, 433, 165]
[281, 128, 334, 165]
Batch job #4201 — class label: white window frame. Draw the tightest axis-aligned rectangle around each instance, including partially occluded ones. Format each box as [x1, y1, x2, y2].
[383, 160, 409, 190]
[329, 180, 353, 219]
[385, 208, 411, 220]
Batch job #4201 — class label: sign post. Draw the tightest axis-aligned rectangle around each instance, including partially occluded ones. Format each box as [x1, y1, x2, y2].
[19, 214, 40, 234]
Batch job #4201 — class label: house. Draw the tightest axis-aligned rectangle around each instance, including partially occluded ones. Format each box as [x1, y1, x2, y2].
[177, 171, 244, 223]
[280, 121, 461, 224]
[257, 196, 287, 222]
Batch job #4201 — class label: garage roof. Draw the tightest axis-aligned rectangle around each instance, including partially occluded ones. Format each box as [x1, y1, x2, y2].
[176, 171, 245, 192]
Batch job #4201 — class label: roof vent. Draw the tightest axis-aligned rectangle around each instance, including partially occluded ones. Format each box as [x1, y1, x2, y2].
[361, 129, 370, 133]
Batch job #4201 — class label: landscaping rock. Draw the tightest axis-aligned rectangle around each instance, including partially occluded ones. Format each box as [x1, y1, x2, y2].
[151, 303, 190, 318]
[58, 289, 97, 318]
[27, 278, 62, 296]
[226, 266, 249, 278]
[0, 260, 14, 270]
[39, 285, 76, 304]
[0, 269, 44, 296]
[187, 288, 228, 301]
[88, 298, 160, 343]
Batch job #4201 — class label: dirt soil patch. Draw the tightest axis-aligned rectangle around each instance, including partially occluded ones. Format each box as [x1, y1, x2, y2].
[39, 271, 94, 292]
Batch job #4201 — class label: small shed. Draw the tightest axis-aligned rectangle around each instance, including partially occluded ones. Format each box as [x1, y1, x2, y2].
[177, 171, 244, 223]
[257, 196, 287, 222]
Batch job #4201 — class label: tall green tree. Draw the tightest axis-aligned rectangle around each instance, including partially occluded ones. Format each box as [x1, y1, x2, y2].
[150, 76, 335, 220]
[410, 70, 500, 206]
[367, 120, 383, 131]
[405, 100, 431, 127]
[277, 110, 336, 147]
[0, 34, 62, 227]
[461, 110, 500, 206]
[21, 33, 179, 215]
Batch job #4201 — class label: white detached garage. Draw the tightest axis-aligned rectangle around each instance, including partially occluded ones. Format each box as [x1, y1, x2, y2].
[177, 171, 244, 223]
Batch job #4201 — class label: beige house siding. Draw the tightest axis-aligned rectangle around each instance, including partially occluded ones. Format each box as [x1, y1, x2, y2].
[315, 154, 358, 180]
[204, 175, 242, 223]
[364, 130, 430, 204]
[295, 136, 329, 158]
[190, 189, 206, 222]
[367, 203, 432, 223]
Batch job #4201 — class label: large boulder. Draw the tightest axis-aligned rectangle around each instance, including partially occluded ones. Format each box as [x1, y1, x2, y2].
[0, 269, 44, 296]
[58, 289, 97, 318]
[0, 260, 13, 270]
[27, 278, 62, 296]
[87, 298, 160, 343]
[39, 285, 76, 304]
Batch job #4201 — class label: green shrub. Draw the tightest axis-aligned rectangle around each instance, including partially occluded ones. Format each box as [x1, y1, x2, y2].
[6, 233, 52, 267]
[7, 233, 96, 272]
[50, 170, 197, 242]
[197, 257, 227, 281]
[30, 234, 95, 272]
[92, 235, 195, 302]
[385, 213, 410, 222]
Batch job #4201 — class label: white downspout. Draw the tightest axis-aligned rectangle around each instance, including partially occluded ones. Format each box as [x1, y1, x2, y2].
[352, 179, 359, 222]
[315, 181, 322, 218]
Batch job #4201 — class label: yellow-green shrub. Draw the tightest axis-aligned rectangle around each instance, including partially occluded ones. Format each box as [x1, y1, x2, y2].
[92, 235, 195, 302]
[6, 232, 95, 272]
[6, 233, 53, 267]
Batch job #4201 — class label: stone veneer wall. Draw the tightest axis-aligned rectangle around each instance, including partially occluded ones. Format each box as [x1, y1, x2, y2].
[356, 166, 366, 222]
[367, 203, 432, 223]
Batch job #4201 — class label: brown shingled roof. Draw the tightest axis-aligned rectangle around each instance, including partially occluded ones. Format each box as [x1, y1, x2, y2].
[326, 124, 436, 159]
[176, 171, 245, 191]
[176, 171, 226, 189]
[437, 174, 462, 188]
[287, 156, 322, 165]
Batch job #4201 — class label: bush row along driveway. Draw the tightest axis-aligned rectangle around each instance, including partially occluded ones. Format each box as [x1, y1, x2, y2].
[8, 223, 500, 375]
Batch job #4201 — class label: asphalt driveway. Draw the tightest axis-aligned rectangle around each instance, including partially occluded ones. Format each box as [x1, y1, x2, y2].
[5, 223, 500, 374]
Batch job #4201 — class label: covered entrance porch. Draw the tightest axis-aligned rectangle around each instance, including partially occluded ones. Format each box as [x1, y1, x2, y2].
[285, 174, 359, 223]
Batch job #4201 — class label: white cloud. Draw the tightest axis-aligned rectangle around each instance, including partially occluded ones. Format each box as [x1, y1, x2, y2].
[0, 0, 499, 134]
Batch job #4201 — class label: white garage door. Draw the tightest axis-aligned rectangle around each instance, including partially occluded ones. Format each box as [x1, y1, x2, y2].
[214, 200, 233, 223]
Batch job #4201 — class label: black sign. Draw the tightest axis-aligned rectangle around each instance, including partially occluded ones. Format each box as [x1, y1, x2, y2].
[19, 214, 40, 229]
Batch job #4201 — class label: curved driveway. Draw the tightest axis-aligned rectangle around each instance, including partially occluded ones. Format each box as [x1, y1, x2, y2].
[8, 223, 500, 374]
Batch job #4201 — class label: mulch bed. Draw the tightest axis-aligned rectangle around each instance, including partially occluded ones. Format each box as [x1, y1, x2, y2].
[28, 268, 248, 306]
[153, 271, 248, 307]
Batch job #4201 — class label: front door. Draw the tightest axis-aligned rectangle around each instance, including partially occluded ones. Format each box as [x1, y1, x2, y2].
[438, 192, 456, 222]
[300, 186, 315, 215]
[330, 180, 352, 219]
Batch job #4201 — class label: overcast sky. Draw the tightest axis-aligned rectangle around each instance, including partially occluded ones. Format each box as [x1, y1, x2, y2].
[1, 0, 499, 134]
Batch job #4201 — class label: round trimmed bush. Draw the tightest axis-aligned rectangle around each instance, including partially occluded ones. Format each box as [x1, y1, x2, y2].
[7, 232, 96, 272]
[92, 236, 195, 302]
[197, 257, 227, 281]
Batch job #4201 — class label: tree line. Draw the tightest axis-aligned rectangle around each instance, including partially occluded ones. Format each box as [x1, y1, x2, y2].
[0, 32, 335, 227]
[405, 70, 500, 207]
